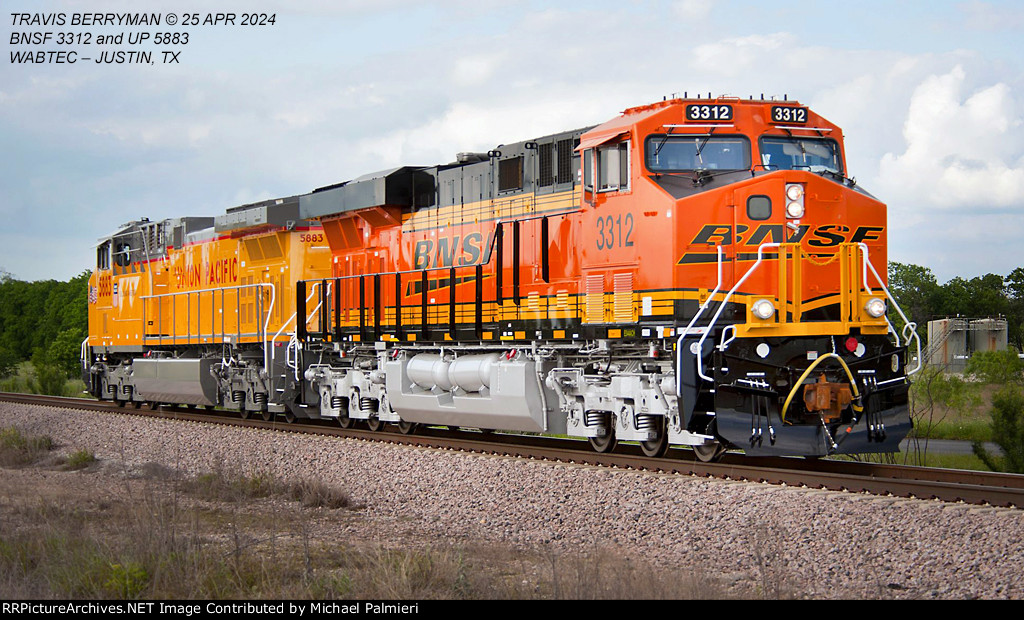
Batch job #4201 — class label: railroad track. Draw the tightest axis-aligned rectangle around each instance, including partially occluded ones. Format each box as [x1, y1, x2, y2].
[3, 391, 1023, 509]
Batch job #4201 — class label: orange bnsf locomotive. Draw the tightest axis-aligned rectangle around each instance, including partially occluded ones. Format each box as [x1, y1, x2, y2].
[84, 96, 921, 460]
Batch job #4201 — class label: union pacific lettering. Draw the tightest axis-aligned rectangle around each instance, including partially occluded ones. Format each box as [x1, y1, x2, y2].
[173, 258, 239, 288]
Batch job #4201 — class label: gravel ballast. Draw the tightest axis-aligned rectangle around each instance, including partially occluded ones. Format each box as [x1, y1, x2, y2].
[2, 402, 1022, 599]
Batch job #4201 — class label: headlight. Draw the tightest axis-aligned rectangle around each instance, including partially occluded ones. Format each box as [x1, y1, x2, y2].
[785, 183, 805, 218]
[751, 299, 775, 320]
[864, 297, 886, 318]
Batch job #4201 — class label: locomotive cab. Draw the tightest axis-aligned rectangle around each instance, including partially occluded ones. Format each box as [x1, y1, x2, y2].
[623, 98, 920, 458]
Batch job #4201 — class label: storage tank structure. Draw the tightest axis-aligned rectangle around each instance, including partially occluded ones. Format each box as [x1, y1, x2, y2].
[925, 317, 1008, 373]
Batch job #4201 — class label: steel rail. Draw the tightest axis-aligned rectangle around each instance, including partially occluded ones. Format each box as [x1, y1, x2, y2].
[3, 392, 1021, 508]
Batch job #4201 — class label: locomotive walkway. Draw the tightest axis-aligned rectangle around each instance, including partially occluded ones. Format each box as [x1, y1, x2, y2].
[2, 391, 1022, 509]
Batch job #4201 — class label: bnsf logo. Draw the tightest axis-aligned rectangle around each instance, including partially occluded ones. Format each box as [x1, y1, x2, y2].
[689, 224, 883, 247]
[412, 232, 491, 270]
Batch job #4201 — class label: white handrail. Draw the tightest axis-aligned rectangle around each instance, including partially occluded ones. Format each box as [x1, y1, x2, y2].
[856, 243, 922, 375]
[676, 242, 922, 392]
[269, 281, 327, 376]
[676, 246, 724, 395]
[693, 243, 782, 381]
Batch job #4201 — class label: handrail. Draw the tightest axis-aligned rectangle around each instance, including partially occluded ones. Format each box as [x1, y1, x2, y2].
[270, 281, 326, 380]
[856, 243, 922, 375]
[694, 243, 782, 381]
[300, 220, 511, 340]
[141, 282, 275, 372]
[677, 242, 922, 392]
[676, 245, 724, 393]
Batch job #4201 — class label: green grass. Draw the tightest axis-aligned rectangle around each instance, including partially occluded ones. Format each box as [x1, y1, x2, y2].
[916, 452, 990, 471]
[911, 418, 993, 443]
[0, 362, 87, 398]
[63, 449, 97, 471]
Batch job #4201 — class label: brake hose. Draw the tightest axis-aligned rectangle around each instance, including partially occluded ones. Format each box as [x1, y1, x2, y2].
[780, 352, 863, 423]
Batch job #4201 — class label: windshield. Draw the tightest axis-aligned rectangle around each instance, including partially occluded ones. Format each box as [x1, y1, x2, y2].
[759, 137, 843, 174]
[644, 135, 750, 172]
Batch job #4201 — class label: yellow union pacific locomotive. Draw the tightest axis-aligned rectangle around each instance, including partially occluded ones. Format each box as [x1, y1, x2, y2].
[84, 96, 921, 460]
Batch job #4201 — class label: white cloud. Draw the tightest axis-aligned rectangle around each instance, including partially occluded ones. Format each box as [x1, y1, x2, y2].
[691, 33, 792, 77]
[673, 0, 714, 20]
[877, 65, 1024, 210]
[450, 53, 506, 87]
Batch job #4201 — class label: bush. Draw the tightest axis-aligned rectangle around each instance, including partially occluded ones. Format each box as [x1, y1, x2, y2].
[64, 449, 97, 470]
[965, 350, 1024, 385]
[0, 427, 54, 466]
[284, 479, 357, 509]
[973, 386, 1024, 473]
[47, 328, 86, 378]
[104, 562, 149, 599]
[0, 346, 18, 379]
[27, 361, 69, 396]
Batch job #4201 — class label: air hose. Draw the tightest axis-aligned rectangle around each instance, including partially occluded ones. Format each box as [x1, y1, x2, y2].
[780, 352, 863, 423]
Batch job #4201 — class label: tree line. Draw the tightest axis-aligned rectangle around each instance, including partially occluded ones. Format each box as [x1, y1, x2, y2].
[887, 263, 1024, 352]
[0, 270, 88, 380]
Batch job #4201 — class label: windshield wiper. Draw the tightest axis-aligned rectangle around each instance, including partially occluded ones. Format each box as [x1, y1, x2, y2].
[654, 130, 674, 157]
[815, 168, 855, 186]
[694, 127, 717, 166]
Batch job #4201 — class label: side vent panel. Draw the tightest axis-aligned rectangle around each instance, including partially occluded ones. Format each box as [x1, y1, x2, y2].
[613, 272, 635, 323]
[584, 274, 605, 324]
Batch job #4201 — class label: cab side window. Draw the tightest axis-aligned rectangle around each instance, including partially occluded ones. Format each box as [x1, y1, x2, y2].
[597, 141, 629, 192]
[97, 241, 111, 270]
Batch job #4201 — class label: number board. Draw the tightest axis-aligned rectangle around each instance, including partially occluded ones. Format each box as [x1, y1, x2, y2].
[685, 104, 733, 122]
[771, 106, 808, 124]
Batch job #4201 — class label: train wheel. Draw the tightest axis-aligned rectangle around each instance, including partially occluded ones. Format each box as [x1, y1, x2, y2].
[131, 400, 142, 410]
[693, 420, 726, 462]
[284, 410, 296, 423]
[589, 432, 616, 454]
[693, 442, 726, 463]
[587, 411, 616, 453]
[260, 409, 273, 422]
[640, 418, 670, 458]
[396, 420, 417, 435]
[337, 414, 352, 429]
[240, 409, 251, 420]
[366, 417, 384, 432]
[115, 399, 126, 408]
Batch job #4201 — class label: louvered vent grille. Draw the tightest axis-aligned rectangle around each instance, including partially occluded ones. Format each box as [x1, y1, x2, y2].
[585, 274, 605, 323]
[613, 272, 634, 323]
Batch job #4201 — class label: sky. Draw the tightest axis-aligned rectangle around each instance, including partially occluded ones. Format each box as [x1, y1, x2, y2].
[0, 0, 1022, 283]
